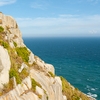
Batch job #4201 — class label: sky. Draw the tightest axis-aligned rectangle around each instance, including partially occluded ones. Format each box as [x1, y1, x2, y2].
[0, 0, 100, 37]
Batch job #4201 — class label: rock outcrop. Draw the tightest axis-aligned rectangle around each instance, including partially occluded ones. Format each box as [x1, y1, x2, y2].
[0, 12, 95, 100]
[0, 46, 11, 89]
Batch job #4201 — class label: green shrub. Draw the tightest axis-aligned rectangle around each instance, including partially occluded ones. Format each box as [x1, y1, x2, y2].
[31, 78, 42, 91]
[13, 41, 17, 47]
[48, 71, 55, 78]
[9, 68, 21, 84]
[1, 41, 9, 49]
[16, 47, 30, 62]
[0, 26, 4, 32]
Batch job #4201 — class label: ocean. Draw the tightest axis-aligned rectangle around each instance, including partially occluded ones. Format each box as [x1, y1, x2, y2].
[23, 37, 100, 100]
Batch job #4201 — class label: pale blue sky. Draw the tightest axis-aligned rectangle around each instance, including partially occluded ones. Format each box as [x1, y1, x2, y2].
[0, 0, 100, 37]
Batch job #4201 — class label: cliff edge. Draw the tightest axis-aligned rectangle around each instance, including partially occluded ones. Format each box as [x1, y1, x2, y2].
[0, 12, 95, 100]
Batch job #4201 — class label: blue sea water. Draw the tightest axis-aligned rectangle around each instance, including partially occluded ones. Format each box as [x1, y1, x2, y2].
[24, 37, 100, 100]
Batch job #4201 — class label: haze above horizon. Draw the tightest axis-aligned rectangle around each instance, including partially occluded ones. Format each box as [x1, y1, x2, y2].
[0, 0, 100, 37]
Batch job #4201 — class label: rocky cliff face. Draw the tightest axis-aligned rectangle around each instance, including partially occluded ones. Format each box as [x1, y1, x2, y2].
[0, 12, 95, 100]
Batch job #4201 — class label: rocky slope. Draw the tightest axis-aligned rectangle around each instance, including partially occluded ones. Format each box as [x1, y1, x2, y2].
[0, 12, 95, 100]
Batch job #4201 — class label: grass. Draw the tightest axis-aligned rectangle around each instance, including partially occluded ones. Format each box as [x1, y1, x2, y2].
[9, 67, 22, 84]
[13, 41, 17, 47]
[48, 71, 55, 78]
[60, 76, 91, 100]
[0, 26, 4, 32]
[1, 41, 9, 49]
[20, 68, 29, 79]
[16, 47, 30, 62]
[31, 78, 42, 92]
[9, 48, 29, 84]
[1, 79, 13, 95]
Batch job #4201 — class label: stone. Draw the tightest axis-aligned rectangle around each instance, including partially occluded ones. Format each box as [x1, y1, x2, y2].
[21, 92, 39, 100]
[22, 76, 32, 89]
[55, 76, 62, 86]
[28, 52, 35, 65]
[0, 46, 11, 89]
[18, 63, 28, 73]
[45, 63, 55, 74]
[9, 41, 14, 48]
[63, 95, 67, 100]
[36, 86, 44, 96]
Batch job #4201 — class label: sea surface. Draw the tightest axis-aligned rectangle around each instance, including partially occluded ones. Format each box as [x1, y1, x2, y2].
[24, 37, 100, 100]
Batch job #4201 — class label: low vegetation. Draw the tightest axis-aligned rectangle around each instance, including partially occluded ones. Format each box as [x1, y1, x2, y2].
[1, 41, 9, 49]
[9, 67, 22, 84]
[20, 68, 29, 79]
[31, 78, 42, 92]
[0, 79, 13, 96]
[16, 47, 30, 62]
[13, 41, 17, 47]
[0, 26, 4, 32]
[48, 71, 55, 78]
[60, 76, 91, 100]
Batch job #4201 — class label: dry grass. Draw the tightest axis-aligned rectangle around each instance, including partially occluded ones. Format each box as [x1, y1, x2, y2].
[1, 79, 13, 95]
[60, 76, 91, 100]
[48, 71, 55, 78]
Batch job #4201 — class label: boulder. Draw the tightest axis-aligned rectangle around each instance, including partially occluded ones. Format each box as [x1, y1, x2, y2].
[0, 46, 11, 89]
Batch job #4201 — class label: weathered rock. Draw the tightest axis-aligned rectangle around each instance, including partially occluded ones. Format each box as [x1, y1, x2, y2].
[36, 86, 44, 96]
[28, 52, 35, 65]
[30, 69, 64, 100]
[0, 46, 11, 89]
[55, 76, 62, 86]
[45, 63, 55, 74]
[0, 12, 24, 47]
[22, 76, 32, 89]
[18, 63, 28, 73]
[63, 95, 67, 100]
[35, 56, 55, 74]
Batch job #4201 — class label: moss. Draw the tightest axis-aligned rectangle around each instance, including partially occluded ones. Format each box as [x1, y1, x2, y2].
[16, 47, 30, 62]
[13, 41, 17, 47]
[31, 78, 42, 92]
[60, 76, 91, 100]
[9, 67, 21, 84]
[48, 71, 55, 78]
[0, 26, 4, 32]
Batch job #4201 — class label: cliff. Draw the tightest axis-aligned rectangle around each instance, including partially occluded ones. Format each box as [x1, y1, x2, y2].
[0, 12, 95, 100]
